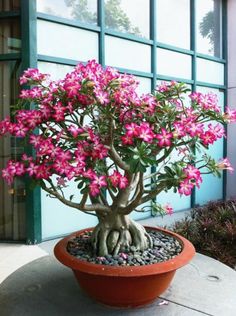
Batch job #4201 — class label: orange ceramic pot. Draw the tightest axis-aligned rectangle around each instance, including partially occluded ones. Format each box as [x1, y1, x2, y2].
[54, 226, 195, 308]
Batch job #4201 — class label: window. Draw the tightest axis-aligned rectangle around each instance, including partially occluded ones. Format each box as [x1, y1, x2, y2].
[0, 18, 21, 54]
[37, 0, 98, 25]
[104, 0, 149, 38]
[156, 0, 190, 49]
[196, 0, 222, 57]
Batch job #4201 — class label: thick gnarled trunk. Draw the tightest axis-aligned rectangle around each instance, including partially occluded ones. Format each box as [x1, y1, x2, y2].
[91, 213, 153, 256]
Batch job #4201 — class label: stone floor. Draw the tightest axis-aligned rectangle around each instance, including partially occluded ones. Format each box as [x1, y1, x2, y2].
[0, 239, 236, 316]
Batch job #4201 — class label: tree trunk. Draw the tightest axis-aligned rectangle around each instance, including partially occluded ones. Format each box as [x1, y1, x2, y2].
[90, 213, 153, 256]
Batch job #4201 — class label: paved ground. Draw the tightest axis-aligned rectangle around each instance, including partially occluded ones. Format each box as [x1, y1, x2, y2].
[0, 240, 236, 316]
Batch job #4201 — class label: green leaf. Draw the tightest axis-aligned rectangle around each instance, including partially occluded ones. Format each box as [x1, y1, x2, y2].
[77, 181, 84, 189]
[81, 186, 89, 194]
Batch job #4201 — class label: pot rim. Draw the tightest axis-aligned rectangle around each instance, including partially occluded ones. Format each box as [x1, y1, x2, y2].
[54, 226, 195, 277]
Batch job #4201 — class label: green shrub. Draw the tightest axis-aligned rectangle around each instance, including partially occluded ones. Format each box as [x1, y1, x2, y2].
[170, 200, 236, 270]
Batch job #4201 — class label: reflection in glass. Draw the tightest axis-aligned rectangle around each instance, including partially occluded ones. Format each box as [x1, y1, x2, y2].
[38, 62, 73, 81]
[0, 0, 20, 11]
[0, 18, 21, 54]
[135, 77, 151, 95]
[157, 48, 192, 80]
[195, 86, 224, 205]
[156, 0, 190, 49]
[105, 36, 151, 72]
[37, 20, 99, 61]
[197, 58, 224, 85]
[104, 0, 149, 38]
[37, 0, 98, 25]
[0, 61, 26, 241]
[196, 0, 222, 57]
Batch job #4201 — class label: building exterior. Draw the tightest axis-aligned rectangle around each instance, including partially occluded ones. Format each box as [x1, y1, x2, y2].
[0, 0, 235, 244]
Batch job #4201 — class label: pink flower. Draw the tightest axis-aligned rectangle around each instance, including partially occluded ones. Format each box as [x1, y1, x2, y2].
[184, 165, 202, 181]
[68, 125, 83, 138]
[89, 183, 100, 196]
[14, 124, 29, 137]
[83, 168, 96, 180]
[217, 158, 234, 173]
[178, 180, 194, 196]
[56, 177, 67, 187]
[138, 123, 155, 143]
[224, 107, 236, 122]
[56, 150, 72, 162]
[156, 128, 172, 147]
[26, 162, 39, 176]
[173, 123, 185, 138]
[91, 144, 108, 160]
[119, 176, 129, 189]
[109, 171, 129, 189]
[121, 133, 134, 145]
[125, 123, 139, 137]
[95, 90, 110, 105]
[92, 175, 107, 188]
[163, 203, 173, 215]
[109, 171, 121, 187]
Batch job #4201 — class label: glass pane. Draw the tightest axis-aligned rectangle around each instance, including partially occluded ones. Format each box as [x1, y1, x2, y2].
[41, 180, 98, 239]
[37, 20, 99, 61]
[0, 18, 21, 54]
[156, 0, 190, 49]
[197, 58, 224, 85]
[37, 0, 98, 25]
[195, 87, 224, 205]
[196, 0, 222, 57]
[157, 48, 192, 80]
[0, 61, 26, 241]
[104, 0, 149, 38]
[105, 36, 151, 72]
[136, 77, 151, 94]
[0, 0, 20, 11]
[38, 62, 74, 80]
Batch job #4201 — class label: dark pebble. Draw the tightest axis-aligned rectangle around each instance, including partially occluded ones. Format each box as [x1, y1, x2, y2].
[67, 229, 183, 267]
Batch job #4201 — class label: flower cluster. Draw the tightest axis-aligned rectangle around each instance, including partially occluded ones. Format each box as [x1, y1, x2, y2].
[0, 60, 235, 215]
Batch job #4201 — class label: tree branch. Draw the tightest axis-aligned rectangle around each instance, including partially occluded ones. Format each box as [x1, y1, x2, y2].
[109, 144, 130, 171]
[119, 173, 144, 214]
[107, 116, 130, 171]
[41, 180, 111, 214]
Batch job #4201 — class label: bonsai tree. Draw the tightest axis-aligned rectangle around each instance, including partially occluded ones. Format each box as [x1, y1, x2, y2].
[0, 60, 235, 256]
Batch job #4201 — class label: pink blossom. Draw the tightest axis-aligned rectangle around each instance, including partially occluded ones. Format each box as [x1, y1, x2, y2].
[89, 183, 100, 196]
[138, 122, 155, 143]
[95, 90, 110, 105]
[83, 168, 96, 180]
[14, 124, 29, 137]
[56, 177, 66, 187]
[68, 125, 83, 138]
[121, 134, 134, 145]
[56, 150, 72, 162]
[125, 123, 139, 137]
[163, 203, 173, 215]
[119, 175, 129, 189]
[217, 158, 234, 173]
[178, 180, 194, 196]
[173, 123, 185, 138]
[26, 162, 39, 176]
[109, 171, 129, 189]
[91, 144, 108, 160]
[92, 175, 107, 188]
[156, 128, 172, 147]
[109, 170, 121, 187]
[224, 107, 236, 122]
[184, 165, 201, 181]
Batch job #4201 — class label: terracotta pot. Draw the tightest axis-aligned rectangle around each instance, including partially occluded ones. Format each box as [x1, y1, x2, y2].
[54, 226, 195, 308]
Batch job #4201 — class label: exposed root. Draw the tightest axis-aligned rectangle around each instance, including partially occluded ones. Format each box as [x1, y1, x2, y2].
[90, 216, 152, 256]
